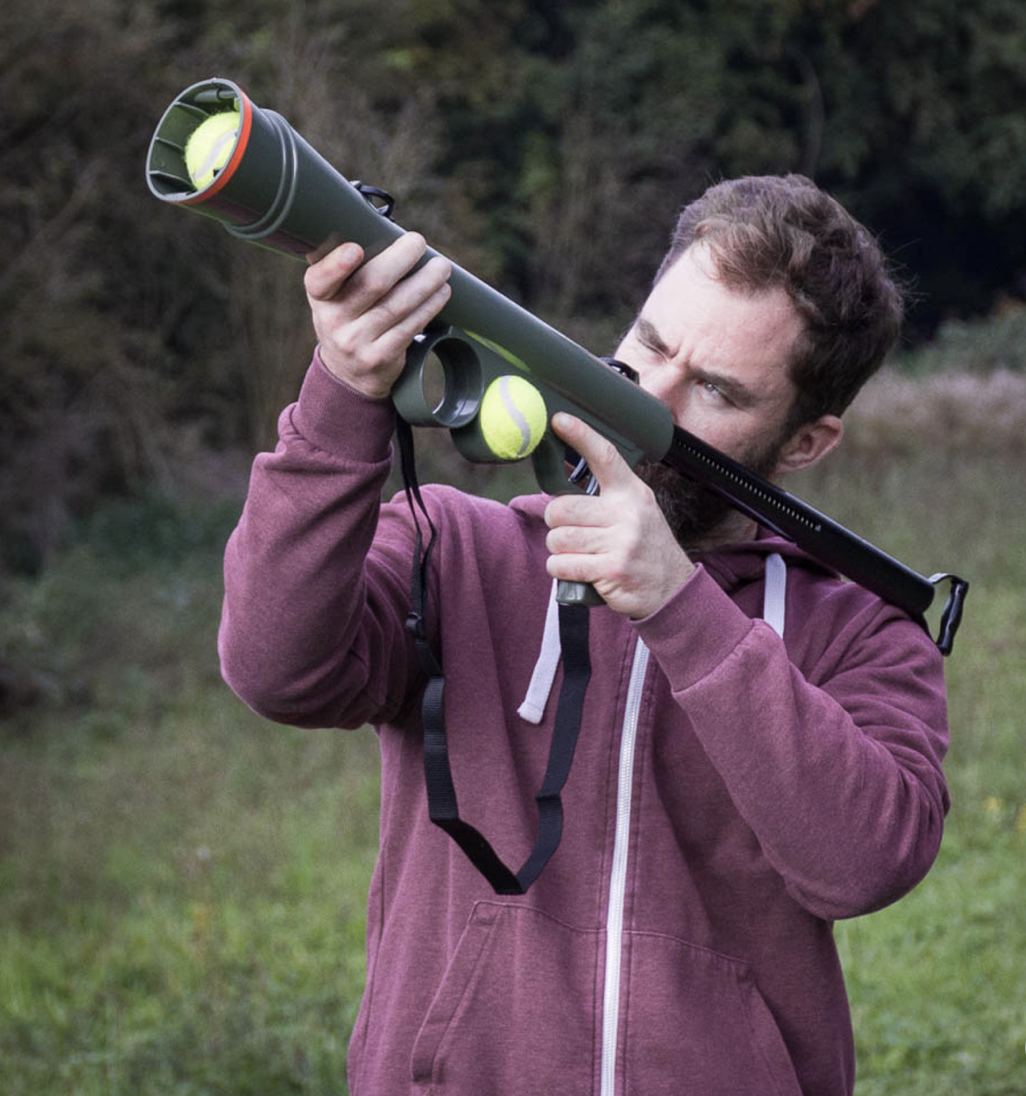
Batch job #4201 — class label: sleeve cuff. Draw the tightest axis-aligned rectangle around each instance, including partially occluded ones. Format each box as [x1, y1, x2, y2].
[634, 564, 759, 693]
[289, 348, 398, 462]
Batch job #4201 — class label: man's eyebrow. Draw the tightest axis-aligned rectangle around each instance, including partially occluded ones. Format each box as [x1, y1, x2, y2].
[634, 316, 674, 358]
[634, 316, 759, 408]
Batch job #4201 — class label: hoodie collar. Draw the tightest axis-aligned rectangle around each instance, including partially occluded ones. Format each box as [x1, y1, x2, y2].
[691, 526, 839, 596]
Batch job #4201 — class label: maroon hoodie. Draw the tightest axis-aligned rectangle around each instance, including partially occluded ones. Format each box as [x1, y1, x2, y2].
[219, 355, 950, 1096]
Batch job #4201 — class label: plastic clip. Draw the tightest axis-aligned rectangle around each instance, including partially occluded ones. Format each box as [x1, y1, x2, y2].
[931, 574, 970, 656]
[352, 181, 396, 220]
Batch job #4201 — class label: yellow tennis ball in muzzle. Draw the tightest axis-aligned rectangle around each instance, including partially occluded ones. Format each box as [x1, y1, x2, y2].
[184, 109, 241, 189]
[479, 375, 549, 460]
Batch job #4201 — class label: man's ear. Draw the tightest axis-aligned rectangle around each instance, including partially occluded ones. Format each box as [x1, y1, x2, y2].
[773, 414, 844, 476]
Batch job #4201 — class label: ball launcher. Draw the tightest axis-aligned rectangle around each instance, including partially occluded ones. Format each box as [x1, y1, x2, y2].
[146, 77, 968, 652]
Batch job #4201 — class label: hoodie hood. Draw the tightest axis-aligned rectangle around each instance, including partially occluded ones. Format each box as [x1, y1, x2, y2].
[693, 526, 841, 596]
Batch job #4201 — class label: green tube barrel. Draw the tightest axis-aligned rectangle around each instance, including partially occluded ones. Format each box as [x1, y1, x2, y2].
[145, 77, 675, 488]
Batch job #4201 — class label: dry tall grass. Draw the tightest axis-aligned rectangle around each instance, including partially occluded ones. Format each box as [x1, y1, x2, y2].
[842, 367, 1026, 456]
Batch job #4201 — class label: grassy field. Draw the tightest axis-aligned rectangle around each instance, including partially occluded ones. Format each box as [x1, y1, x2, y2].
[1, 390, 1024, 1094]
[792, 443, 1026, 1096]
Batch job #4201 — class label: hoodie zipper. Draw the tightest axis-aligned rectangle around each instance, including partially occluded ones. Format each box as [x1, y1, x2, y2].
[594, 555, 783, 1094]
[600, 637, 650, 1096]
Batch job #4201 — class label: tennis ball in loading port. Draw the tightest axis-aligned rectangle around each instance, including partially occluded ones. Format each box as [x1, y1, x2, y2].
[478, 375, 549, 460]
[184, 109, 241, 189]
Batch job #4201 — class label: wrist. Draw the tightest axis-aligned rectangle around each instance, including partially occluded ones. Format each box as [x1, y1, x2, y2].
[635, 550, 696, 620]
[317, 343, 397, 400]
[297, 351, 397, 458]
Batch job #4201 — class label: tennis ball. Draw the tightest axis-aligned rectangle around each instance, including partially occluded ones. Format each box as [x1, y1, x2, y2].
[479, 375, 548, 460]
[184, 109, 241, 190]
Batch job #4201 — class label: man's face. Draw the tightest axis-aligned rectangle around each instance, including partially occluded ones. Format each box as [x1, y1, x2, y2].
[614, 243, 806, 548]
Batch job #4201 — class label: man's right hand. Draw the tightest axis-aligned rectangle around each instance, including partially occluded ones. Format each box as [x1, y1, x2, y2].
[304, 233, 452, 400]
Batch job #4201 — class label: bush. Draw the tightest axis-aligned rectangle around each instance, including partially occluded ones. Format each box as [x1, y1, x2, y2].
[893, 302, 1026, 376]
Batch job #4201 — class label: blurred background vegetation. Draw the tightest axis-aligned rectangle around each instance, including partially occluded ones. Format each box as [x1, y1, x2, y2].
[2, 0, 1025, 1092]
[5, 0, 1026, 576]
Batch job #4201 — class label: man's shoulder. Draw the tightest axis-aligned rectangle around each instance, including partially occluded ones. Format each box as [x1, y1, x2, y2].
[784, 560, 942, 680]
[703, 533, 940, 672]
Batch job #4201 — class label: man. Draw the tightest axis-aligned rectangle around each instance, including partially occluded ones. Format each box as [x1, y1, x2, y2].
[219, 175, 949, 1095]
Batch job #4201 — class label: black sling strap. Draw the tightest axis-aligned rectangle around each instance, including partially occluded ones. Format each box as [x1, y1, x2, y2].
[396, 416, 591, 895]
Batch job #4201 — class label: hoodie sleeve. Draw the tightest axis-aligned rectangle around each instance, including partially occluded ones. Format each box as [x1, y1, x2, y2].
[218, 351, 426, 730]
[635, 564, 950, 921]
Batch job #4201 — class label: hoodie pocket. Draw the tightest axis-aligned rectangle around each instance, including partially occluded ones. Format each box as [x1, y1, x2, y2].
[411, 901, 599, 1095]
[622, 932, 802, 1096]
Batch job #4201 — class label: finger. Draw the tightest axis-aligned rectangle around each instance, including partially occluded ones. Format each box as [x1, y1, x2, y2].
[545, 552, 603, 587]
[545, 522, 609, 555]
[550, 412, 636, 492]
[370, 281, 452, 361]
[363, 253, 452, 335]
[342, 232, 432, 313]
[544, 491, 615, 530]
[304, 242, 365, 301]
[339, 257, 451, 363]
[304, 231, 346, 265]
[304, 232, 429, 310]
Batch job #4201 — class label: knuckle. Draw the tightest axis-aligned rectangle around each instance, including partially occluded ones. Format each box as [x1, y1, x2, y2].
[359, 269, 391, 299]
[591, 433, 618, 467]
[379, 294, 406, 325]
[333, 327, 361, 356]
[546, 526, 570, 553]
[354, 345, 388, 372]
[429, 255, 453, 281]
[304, 269, 329, 300]
[636, 479, 657, 509]
[598, 434, 617, 458]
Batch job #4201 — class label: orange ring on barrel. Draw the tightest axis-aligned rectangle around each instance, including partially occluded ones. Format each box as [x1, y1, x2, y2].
[180, 88, 253, 205]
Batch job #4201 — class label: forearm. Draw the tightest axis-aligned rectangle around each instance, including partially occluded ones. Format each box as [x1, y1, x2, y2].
[219, 353, 421, 728]
[637, 567, 950, 920]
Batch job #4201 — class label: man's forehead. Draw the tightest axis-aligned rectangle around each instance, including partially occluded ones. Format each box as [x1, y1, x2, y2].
[631, 256, 804, 405]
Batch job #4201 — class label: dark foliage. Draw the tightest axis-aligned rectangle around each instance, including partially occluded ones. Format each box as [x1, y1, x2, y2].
[3, 0, 1025, 572]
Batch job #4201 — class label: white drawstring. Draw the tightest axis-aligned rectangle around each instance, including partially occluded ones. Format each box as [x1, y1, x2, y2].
[763, 552, 787, 639]
[517, 580, 563, 724]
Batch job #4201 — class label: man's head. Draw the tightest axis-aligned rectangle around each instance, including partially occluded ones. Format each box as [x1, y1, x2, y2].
[653, 173, 905, 439]
[618, 174, 904, 548]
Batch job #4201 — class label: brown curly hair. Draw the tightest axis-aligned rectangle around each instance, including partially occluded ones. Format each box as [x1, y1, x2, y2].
[655, 175, 905, 434]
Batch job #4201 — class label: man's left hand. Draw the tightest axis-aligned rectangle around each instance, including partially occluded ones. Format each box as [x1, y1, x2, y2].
[544, 413, 696, 619]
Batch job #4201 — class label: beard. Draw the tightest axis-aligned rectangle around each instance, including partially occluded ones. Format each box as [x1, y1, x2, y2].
[635, 433, 784, 551]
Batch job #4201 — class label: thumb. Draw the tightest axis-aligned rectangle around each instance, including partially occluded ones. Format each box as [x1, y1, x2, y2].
[551, 412, 636, 493]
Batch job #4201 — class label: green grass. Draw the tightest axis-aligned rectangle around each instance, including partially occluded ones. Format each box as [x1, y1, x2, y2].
[832, 590, 1026, 1096]
[0, 499, 380, 1094]
[0, 705, 378, 1095]
[1, 442, 1024, 1094]
[795, 451, 1026, 1095]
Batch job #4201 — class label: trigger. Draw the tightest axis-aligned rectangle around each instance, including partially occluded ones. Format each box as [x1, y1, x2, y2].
[564, 446, 598, 494]
[568, 451, 590, 485]
[564, 443, 599, 490]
